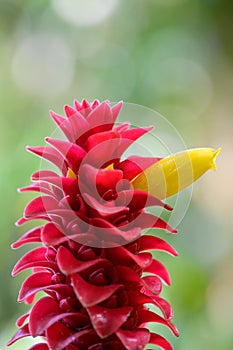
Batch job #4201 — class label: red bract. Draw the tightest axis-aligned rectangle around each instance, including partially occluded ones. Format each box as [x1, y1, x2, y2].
[9, 100, 179, 350]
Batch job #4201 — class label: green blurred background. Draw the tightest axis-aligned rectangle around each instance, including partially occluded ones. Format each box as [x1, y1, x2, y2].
[0, 0, 232, 349]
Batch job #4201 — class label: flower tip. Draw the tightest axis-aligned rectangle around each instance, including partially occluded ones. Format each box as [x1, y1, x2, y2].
[11, 242, 16, 250]
[11, 270, 16, 277]
[81, 99, 90, 109]
[15, 219, 20, 227]
[173, 249, 179, 257]
[15, 217, 26, 226]
[171, 228, 178, 234]
[148, 125, 154, 133]
[210, 147, 221, 171]
[116, 100, 123, 107]
[25, 146, 39, 156]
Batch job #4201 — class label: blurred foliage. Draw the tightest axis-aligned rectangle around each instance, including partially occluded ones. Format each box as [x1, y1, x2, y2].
[0, 0, 233, 349]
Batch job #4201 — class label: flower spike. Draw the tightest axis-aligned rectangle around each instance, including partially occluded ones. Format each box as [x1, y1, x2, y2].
[9, 100, 219, 350]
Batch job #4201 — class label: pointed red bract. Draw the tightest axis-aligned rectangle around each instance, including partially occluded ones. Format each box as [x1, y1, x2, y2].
[117, 329, 150, 350]
[10, 100, 178, 350]
[18, 271, 52, 302]
[72, 273, 122, 307]
[87, 305, 133, 338]
[12, 227, 42, 249]
[149, 333, 173, 350]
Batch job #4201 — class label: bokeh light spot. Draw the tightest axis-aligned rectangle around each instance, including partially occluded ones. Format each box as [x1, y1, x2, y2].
[12, 33, 74, 98]
[52, 0, 118, 27]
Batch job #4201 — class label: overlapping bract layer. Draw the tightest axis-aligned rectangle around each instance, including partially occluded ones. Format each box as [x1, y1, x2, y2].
[9, 100, 179, 350]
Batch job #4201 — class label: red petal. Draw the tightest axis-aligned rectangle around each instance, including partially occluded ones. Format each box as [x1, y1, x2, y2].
[111, 101, 123, 123]
[90, 218, 141, 244]
[18, 183, 53, 195]
[118, 156, 161, 181]
[12, 247, 58, 276]
[26, 146, 66, 172]
[90, 99, 100, 108]
[65, 105, 80, 118]
[50, 110, 66, 125]
[152, 296, 173, 321]
[32, 176, 79, 198]
[57, 246, 105, 274]
[84, 132, 121, 165]
[86, 129, 119, 152]
[18, 271, 52, 302]
[61, 177, 79, 197]
[115, 190, 172, 212]
[15, 216, 35, 226]
[11, 226, 42, 249]
[45, 284, 75, 300]
[149, 333, 173, 350]
[139, 235, 178, 256]
[109, 246, 152, 269]
[116, 328, 150, 350]
[46, 321, 75, 350]
[142, 275, 162, 294]
[127, 291, 152, 305]
[31, 170, 59, 180]
[144, 259, 171, 285]
[116, 266, 141, 284]
[87, 305, 132, 338]
[121, 126, 153, 141]
[132, 212, 177, 233]
[12, 246, 45, 275]
[29, 296, 76, 337]
[50, 110, 74, 141]
[45, 138, 86, 173]
[32, 170, 78, 196]
[138, 310, 179, 336]
[7, 324, 30, 346]
[81, 99, 91, 110]
[41, 223, 66, 246]
[81, 98, 91, 108]
[65, 106, 90, 142]
[114, 127, 154, 159]
[87, 102, 113, 129]
[79, 164, 123, 196]
[24, 196, 58, 218]
[74, 99, 82, 111]
[47, 324, 94, 350]
[82, 193, 128, 218]
[72, 273, 122, 307]
[16, 313, 29, 327]
[114, 122, 130, 133]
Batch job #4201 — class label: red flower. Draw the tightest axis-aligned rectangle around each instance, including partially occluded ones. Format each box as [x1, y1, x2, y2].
[9, 100, 219, 350]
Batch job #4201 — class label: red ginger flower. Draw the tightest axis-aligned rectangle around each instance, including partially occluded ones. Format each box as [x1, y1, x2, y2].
[9, 100, 220, 350]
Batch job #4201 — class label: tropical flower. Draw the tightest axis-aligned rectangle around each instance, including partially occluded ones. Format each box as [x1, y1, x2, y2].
[8, 100, 220, 350]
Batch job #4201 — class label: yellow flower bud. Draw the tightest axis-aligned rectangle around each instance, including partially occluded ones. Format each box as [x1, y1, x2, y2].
[66, 167, 77, 179]
[131, 148, 221, 199]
